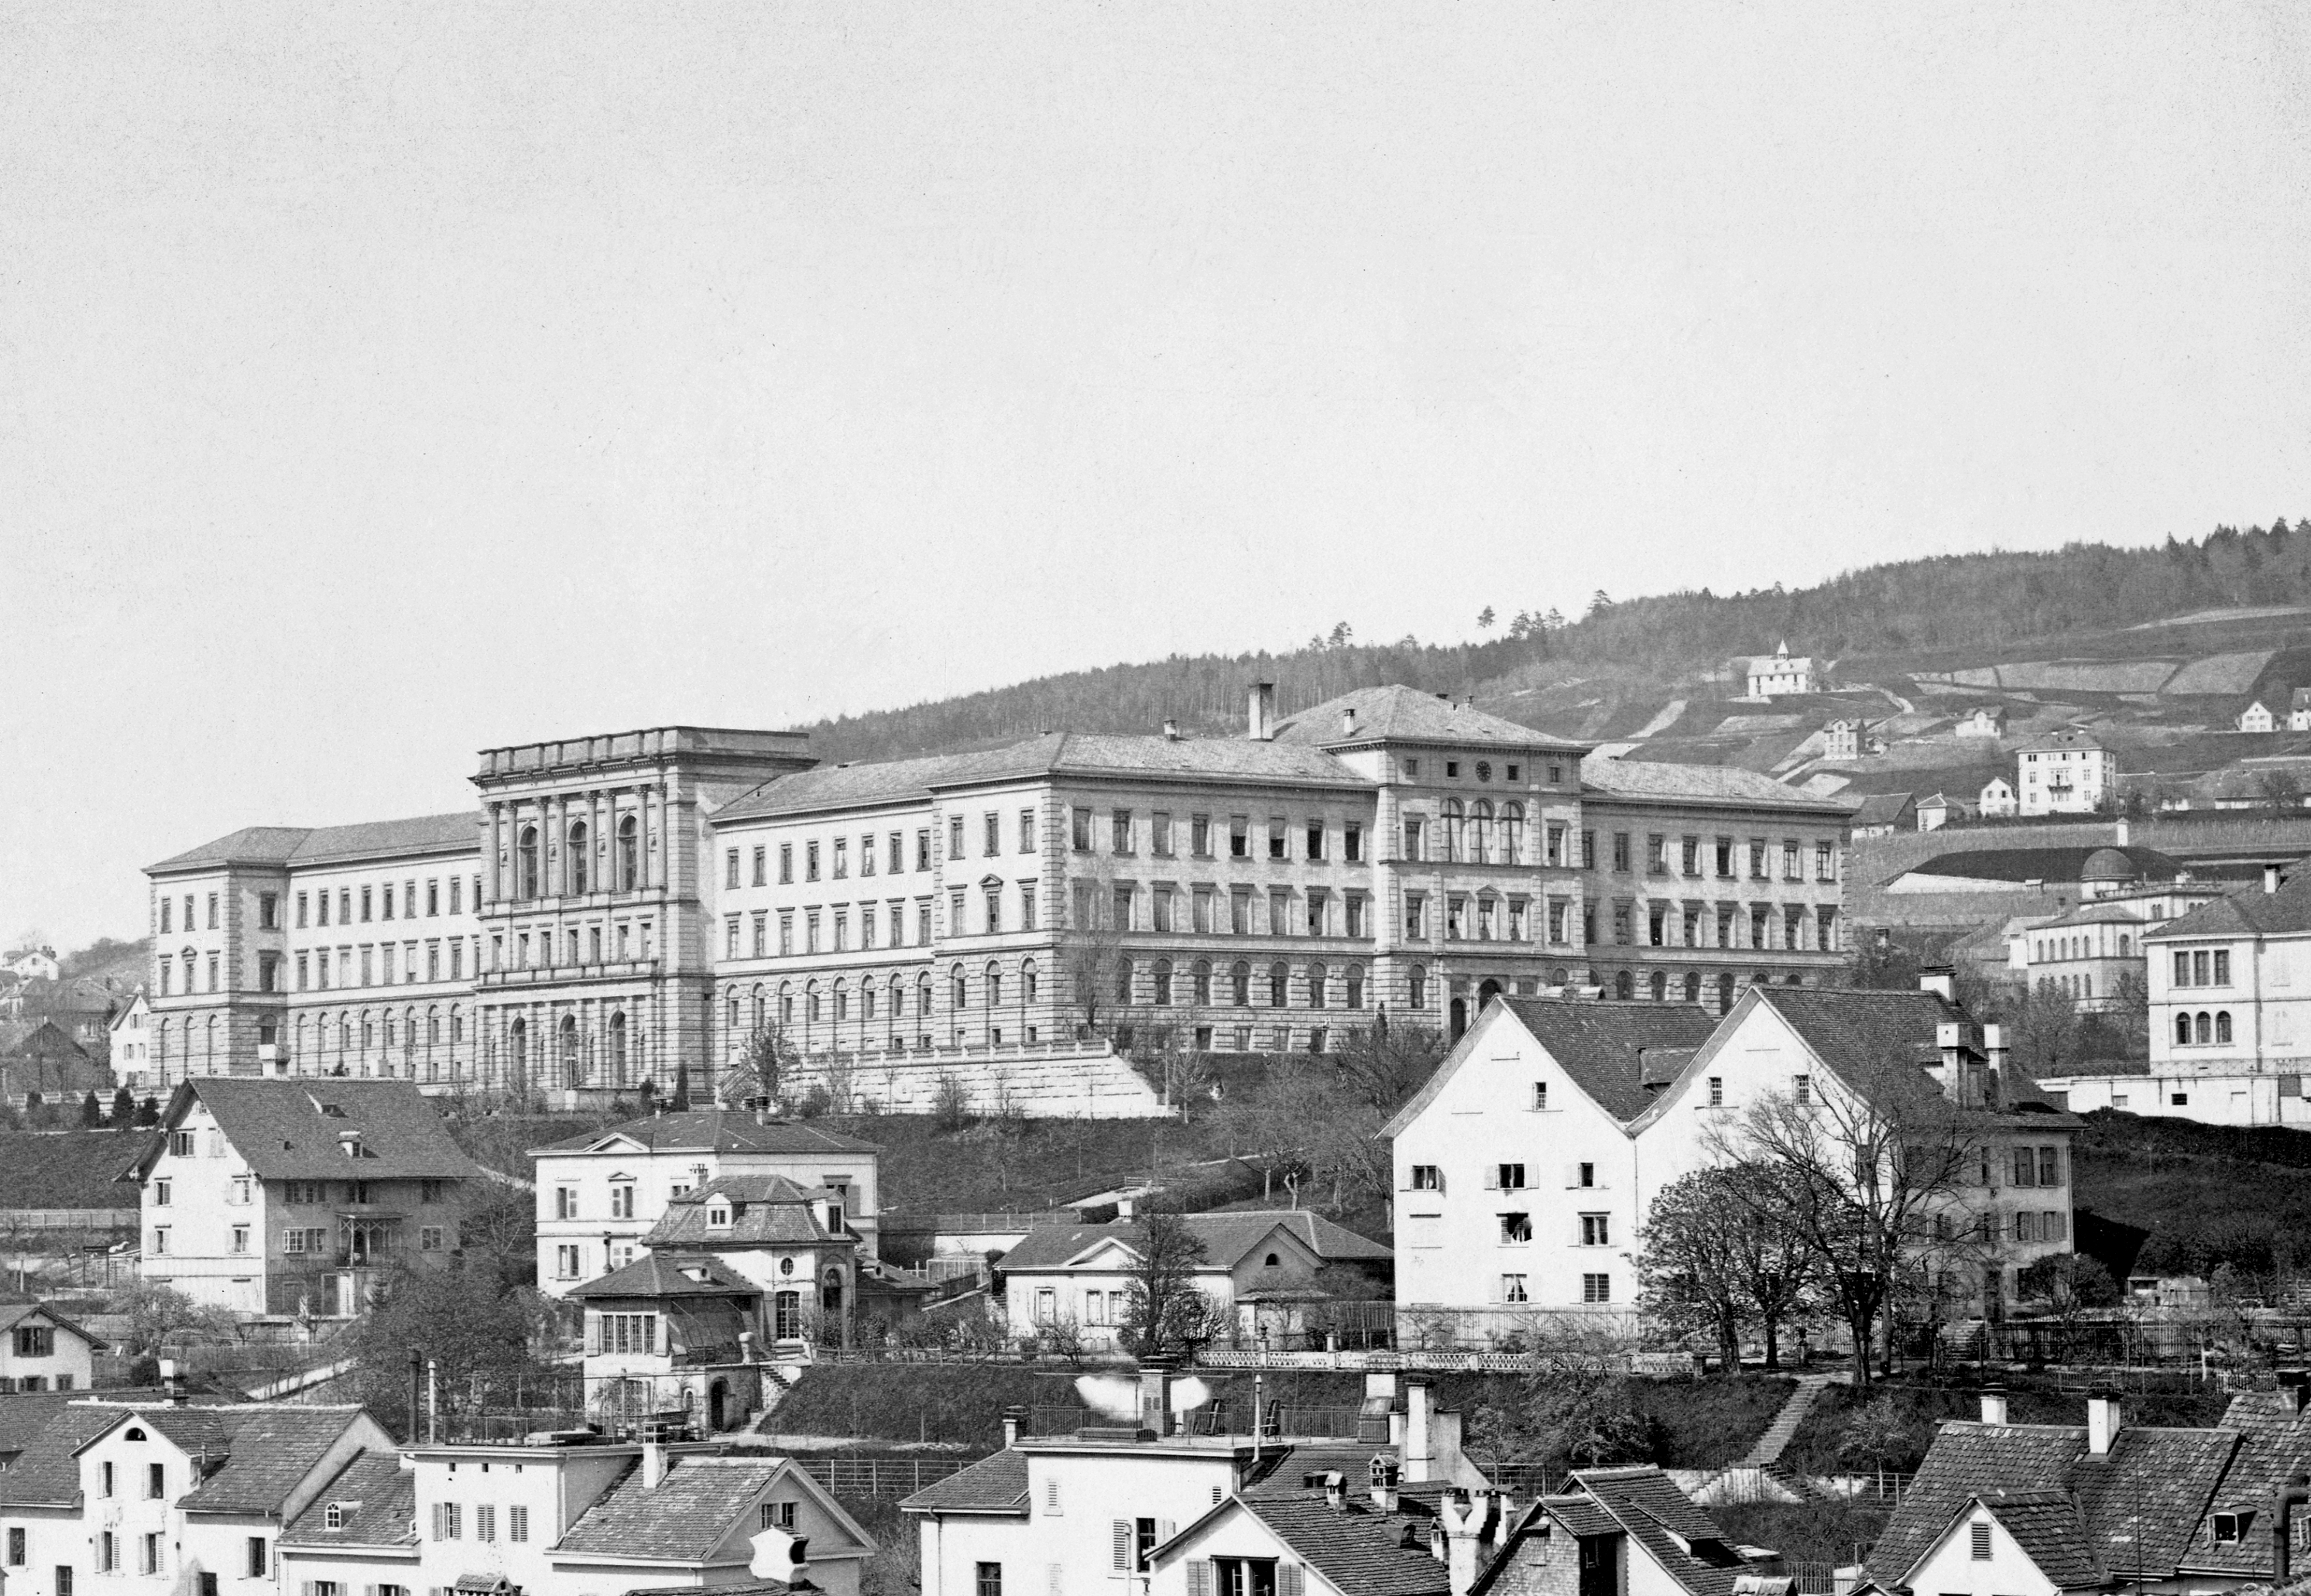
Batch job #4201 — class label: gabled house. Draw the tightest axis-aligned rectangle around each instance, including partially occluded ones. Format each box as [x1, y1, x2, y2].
[639, 1173, 862, 1348]
[120, 1078, 485, 1317]
[1473, 1465, 1753, 1596]
[1860, 1385, 2311, 1594]
[1957, 707, 2009, 740]
[0, 1401, 392, 1596]
[110, 992, 155, 1091]
[1979, 776, 2019, 817]
[1852, 792, 1918, 837]
[1387, 981, 2082, 1341]
[531, 1109, 881, 1299]
[0, 1301, 106, 1392]
[2241, 700, 2279, 734]
[1917, 792, 1969, 831]
[2291, 688, 2311, 732]
[278, 1438, 876, 1596]
[569, 1253, 770, 1433]
[995, 1211, 1390, 1351]
[1, 1019, 111, 1108]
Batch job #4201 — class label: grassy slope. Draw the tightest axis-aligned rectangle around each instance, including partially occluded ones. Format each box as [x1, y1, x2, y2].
[2071, 1109, 2311, 1277]
[0, 1129, 149, 1207]
[1779, 1375, 2230, 1478]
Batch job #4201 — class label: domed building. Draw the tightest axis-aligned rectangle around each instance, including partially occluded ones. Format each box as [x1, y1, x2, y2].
[2080, 846, 2141, 899]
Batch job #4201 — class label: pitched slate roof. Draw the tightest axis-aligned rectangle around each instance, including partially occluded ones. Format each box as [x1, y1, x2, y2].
[1970, 1491, 2102, 1589]
[177, 1406, 372, 1513]
[1580, 755, 1853, 813]
[1554, 1468, 1746, 1596]
[280, 1450, 417, 1547]
[554, 1454, 782, 1558]
[1493, 999, 1722, 1124]
[1903, 846, 2182, 886]
[995, 1211, 1389, 1275]
[2186, 1389, 2311, 1578]
[2147, 871, 2311, 944]
[533, 1111, 879, 1156]
[1853, 793, 1918, 827]
[1866, 1420, 2239, 1587]
[642, 1175, 854, 1250]
[0, 1402, 124, 1505]
[1747, 986, 2079, 1120]
[1274, 685, 1588, 754]
[148, 814, 477, 873]
[900, 1447, 1029, 1514]
[124, 1079, 482, 1183]
[1233, 1482, 1452, 1596]
[568, 1253, 757, 1302]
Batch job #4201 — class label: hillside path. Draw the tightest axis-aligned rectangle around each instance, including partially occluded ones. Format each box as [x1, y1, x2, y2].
[1739, 1372, 1838, 1467]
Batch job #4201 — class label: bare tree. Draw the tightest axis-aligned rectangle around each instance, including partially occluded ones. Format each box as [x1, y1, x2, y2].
[1638, 1166, 1819, 1372]
[1119, 1207, 1224, 1357]
[722, 1020, 797, 1108]
[1128, 1024, 1214, 1108]
[1709, 1069, 1991, 1389]
[1061, 878, 1132, 1039]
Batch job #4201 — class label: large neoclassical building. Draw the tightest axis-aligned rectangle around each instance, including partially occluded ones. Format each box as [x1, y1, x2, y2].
[143, 685, 1854, 1099]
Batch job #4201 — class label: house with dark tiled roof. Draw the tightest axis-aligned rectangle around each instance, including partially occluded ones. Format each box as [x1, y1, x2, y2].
[118, 1078, 485, 1317]
[0, 1300, 106, 1392]
[530, 1109, 881, 1302]
[903, 1366, 1486, 1596]
[993, 1210, 1390, 1351]
[0, 1401, 391, 1596]
[1861, 1383, 2311, 1596]
[276, 1438, 875, 1596]
[1386, 978, 2082, 1342]
[0, 1019, 113, 1107]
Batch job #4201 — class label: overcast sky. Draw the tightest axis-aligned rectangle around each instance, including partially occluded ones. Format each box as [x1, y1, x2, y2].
[5, 2, 2309, 950]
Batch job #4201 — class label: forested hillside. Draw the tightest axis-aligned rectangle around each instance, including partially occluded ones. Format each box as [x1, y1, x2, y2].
[807, 519, 2306, 760]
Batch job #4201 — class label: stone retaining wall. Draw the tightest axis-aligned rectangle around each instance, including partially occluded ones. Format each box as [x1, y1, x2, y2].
[783, 1046, 1178, 1119]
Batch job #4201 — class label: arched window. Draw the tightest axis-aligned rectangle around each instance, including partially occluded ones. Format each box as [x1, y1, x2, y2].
[2176, 1012, 2193, 1046]
[753, 985, 767, 1033]
[156, 1019, 170, 1075]
[1615, 971, 1634, 1000]
[517, 826, 540, 899]
[1470, 801, 1493, 865]
[1501, 803, 1524, 866]
[609, 1012, 628, 1084]
[2196, 1011, 2211, 1045]
[1345, 965, 1364, 1009]
[889, 975, 904, 1019]
[1023, 958, 1039, 1005]
[427, 1008, 441, 1046]
[952, 965, 969, 1011]
[986, 964, 1003, 1008]
[862, 982, 876, 1022]
[1192, 959, 1213, 1005]
[1408, 964, 1428, 1008]
[361, 1012, 374, 1049]
[1232, 962, 1252, 1008]
[617, 815, 639, 891]
[1442, 800, 1464, 862]
[1550, 968, 1568, 985]
[509, 1017, 527, 1077]
[1683, 973, 1701, 1004]
[561, 1014, 581, 1082]
[567, 821, 588, 895]
[1716, 974, 1734, 1014]
[1153, 958, 1174, 1005]
[1111, 960, 1130, 1006]
[1649, 971, 1667, 1002]
[917, 974, 933, 1022]
[833, 980, 848, 1022]
[780, 982, 794, 1025]
[806, 981, 821, 1023]
[2119, 933, 2131, 955]
[728, 992, 740, 1029]
[1268, 962, 1288, 1008]
[338, 1015, 351, 1051]
[450, 1006, 463, 1044]
[1308, 964, 1329, 1009]
[2217, 1011, 2233, 1043]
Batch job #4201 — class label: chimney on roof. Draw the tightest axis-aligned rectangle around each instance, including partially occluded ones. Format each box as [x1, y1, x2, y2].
[1439, 1491, 1500, 1596]
[1368, 1454, 1399, 1513]
[1138, 1357, 1177, 1438]
[1322, 1471, 1346, 1512]
[1341, 706, 1357, 738]
[1002, 1405, 1025, 1449]
[1979, 1384, 2009, 1425]
[1918, 966, 1956, 1002]
[2086, 1389, 2122, 1456]
[643, 1439, 668, 1488]
[2268, 865, 2284, 896]
[1248, 683, 1276, 742]
[1162, 718, 1181, 741]
[1404, 1375, 1435, 1482]
[2114, 817, 2131, 847]
[2280, 1370, 2311, 1415]
[1983, 1024, 2006, 1109]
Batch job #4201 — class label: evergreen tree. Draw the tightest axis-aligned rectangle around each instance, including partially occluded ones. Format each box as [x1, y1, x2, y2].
[670, 1061, 691, 1111]
[81, 1091, 103, 1128]
[110, 1085, 135, 1128]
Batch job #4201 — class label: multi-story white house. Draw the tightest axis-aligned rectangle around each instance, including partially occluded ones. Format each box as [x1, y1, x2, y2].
[2141, 865, 2311, 1079]
[1384, 981, 2080, 1339]
[2015, 727, 2117, 816]
[0, 1402, 390, 1596]
[122, 1078, 485, 1317]
[1744, 642, 1817, 698]
[108, 992, 154, 1092]
[0, 1303, 104, 1392]
[1977, 776, 2018, 817]
[530, 1108, 880, 1297]
[2240, 698, 2280, 733]
[276, 1437, 875, 1596]
[1956, 707, 2008, 739]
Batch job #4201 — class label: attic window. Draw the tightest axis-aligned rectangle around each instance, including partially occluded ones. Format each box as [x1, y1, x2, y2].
[324, 1505, 346, 1531]
[1264, 1253, 1281, 1267]
[2214, 1512, 2246, 1543]
[708, 1204, 732, 1229]
[124, 1428, 146, 1441]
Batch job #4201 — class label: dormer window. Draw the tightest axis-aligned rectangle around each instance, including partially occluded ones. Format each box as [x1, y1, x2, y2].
[2213, 1512, 2246, 1543]
[324, 1505, 345, 1531]
[708, 1203, 732, 1229]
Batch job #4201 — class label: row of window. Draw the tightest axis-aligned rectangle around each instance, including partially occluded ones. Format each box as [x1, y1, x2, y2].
[146, 1224, 446, 1257]
[511, 817, 643, 899]
[731, 897, 956, 958]
[1551, 831, 1838, 882]
[294, 875, 475, 929]
[2172, 948, 2232, 988]
[2036, 932, 2132, 963]
[1609, 899, 1839, 952]
[492, 919, 658, 971]
[733, 824, 942, 889]
[291, 940, 473, 992]
[428, 1502, 531, 1543]
[1498, 1272, 1615, 1305]
[1074, 808, 1373, 865]
[2175, 1009, 2235, 1046]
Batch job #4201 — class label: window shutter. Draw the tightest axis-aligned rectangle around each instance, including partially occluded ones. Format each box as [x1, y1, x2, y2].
[1157, 1519, 1175, 1546]
[1113, 1521, 1132, 1570]
[1482, 1166, 1497, 1190]
[1187, 1561, 1213, 1596]
[1047, 1566, 1063, 1596]
[1280, 1564, 1305, 1596]
[303, 1583, 317, 1596]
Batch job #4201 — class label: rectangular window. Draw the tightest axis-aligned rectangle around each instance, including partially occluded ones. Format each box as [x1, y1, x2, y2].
[1612, 832, 1630, 872]
[1582, 1273, 1612, 1304]
[245, 1539, 266, 1578]
[986, 812, 1002, 858]
[1305, 820, 1325, 861]
[475, 1505, 496, 1543]
[751, 845, 766, 886]
[1409, 1164, 1443, 1191]
[1532, 1081, 1548, 1111]
[833, 837, 849, 878]
[1581, 830, 1596, 869]
[1345, 893, 1366, 938]
[1404, 817, 1425, 861]
[1345, 822, 1363, 862]
[917, 828, 931, 870]
[1071, 808, 1092, 851]
[1267, 817, 1288, 860]
[1794, 1074, 1812, 1104]
[806, 841, 821, 882]
[1580, 1213, 1610, 1246]
[1230, 817, 1250, 858]
[1501, 1273, 1529, 1304]
[1816, 841, 1836, 881]
[2038, 1146, 2060, 1185]
[1112, 810, 1134, 855]
[1499, 1212, 1532, 1244]
[433, 1503, 462, 1541]
[1404, 894, 1426, 940]
[725, 849, 740, 889]
[977, 1564, 1003, 1596]
[2215, 949, 2232, 985]
[1231, 889, 1252, 936]
[1497, 1163, 1527, 1190]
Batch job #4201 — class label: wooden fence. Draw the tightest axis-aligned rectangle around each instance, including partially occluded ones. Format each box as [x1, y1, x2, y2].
[799, 1456, 972, 1498]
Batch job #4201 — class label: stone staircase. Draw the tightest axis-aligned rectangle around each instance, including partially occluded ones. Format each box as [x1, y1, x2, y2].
[1740, 1372, 1838, 1467]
